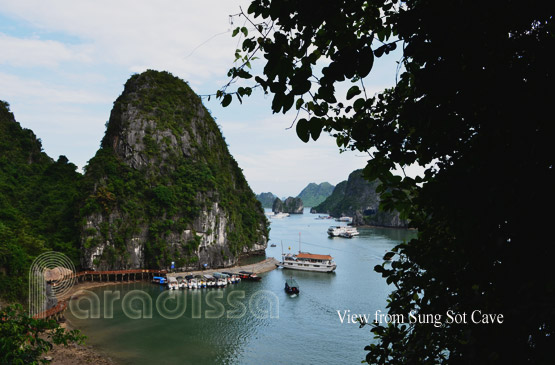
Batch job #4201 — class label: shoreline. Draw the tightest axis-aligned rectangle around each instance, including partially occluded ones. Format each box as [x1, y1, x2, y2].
[172, 257, 279, 277]
[46, 257, 279, 364]
[354, 224, 417, 231]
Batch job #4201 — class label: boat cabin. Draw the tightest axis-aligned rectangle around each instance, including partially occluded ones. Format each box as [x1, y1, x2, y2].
[285, 278, 300, 294]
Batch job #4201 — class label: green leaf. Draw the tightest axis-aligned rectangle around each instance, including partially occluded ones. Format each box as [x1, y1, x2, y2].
[296, 118, 310, 143]
[282, 93, 294, 113]
[347, 85, 361, 100]
[309, 117, 323, 141]
[358, 47, 374, 78]
[232, 27, 240, 37]
[353, 98, 366, 112]
[221, 94, 232, 107]
[241, 27, 248, 37]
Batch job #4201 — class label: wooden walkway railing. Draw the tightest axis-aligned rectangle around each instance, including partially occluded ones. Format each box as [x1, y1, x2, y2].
[33, 269, 168, 320]
[76, 269, 168, 282]
[34, 301, 67, 320]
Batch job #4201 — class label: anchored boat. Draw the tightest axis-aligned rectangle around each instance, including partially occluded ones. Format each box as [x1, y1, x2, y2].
[238, 271, 261, 281]
[277, 233, 337, 272]
[335, 216, 353, 223]
[278, 252, 337, 272]
[270, 212, 290, 219]
[327, 226, 359, 237]
[152, 276, 167, 285]
[167, 276, 179, 290]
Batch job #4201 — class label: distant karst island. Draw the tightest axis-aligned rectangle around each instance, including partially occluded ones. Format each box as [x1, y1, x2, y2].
[312, 169, 407, 228]
[272, 196, 304, 214]
[256, 182, 334, 209]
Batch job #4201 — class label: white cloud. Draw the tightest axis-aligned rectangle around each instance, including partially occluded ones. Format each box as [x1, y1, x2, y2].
[0, 33, 92, 67]
[0, 72, 112, 104]
[0, 0, 249, 82]
[0, 1, 401, 196]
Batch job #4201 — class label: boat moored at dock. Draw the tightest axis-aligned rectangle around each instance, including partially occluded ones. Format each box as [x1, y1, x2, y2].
[221, 272, 240, 283]
[152, 276, 167, 285]
[238, 271, 261, 281]
[277, 252, 337, 272]
[167, 276, 179, 290]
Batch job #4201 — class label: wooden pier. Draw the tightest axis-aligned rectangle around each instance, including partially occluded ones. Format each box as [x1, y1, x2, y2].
[33, 269, 167, 320]
[76, 269, 168, 283]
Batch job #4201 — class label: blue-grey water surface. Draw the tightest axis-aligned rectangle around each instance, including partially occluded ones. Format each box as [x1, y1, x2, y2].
[66, 208, 415, 364]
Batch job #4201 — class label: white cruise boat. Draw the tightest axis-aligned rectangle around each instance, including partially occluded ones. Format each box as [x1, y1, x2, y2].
[270, 212, 290, 219]
[327, 226, 359, 237]
[277, 252, 337, 272]
[335, 216, 353, 223]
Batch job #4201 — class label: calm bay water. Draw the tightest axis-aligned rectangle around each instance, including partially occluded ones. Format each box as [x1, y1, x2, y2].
[66, 208, 416, 364]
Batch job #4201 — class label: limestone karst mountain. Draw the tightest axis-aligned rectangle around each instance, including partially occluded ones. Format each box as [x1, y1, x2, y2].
[80, 70, 268, 270]
[272, 196, 304, 214]
[296, 182, 334, 207]
[312, 169, 407, 227]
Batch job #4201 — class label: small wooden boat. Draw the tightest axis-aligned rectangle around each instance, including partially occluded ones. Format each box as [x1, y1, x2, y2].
[238, 271, 261, 281]
[152, 276, 167, 284]
[222, 272, 240, 283]
[285, 278, 299, 294]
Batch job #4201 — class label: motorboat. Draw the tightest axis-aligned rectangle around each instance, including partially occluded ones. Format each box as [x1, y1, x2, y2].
[152, 276, 166, 285]
[222, 272, 240, 283]
[167, 276, 179, 290]
[238, 271, 261, 281]
[285, 278, 300, 294]
[335, 216, 353, 222]
[270, 212, 290, 219]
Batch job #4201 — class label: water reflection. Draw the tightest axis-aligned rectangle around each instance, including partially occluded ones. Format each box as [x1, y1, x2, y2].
[67, 209, 416, 364]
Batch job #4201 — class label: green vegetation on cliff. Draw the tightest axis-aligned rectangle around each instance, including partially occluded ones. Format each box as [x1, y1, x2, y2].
[256, 192, 277, 208]
[272, 196, 304, 214]
[81, 70, 268, 270]
[312, 181, 347, 214]
[313, 170, 405, 227]
[0, 71, 268, 300]
[0, 101, 82, 302]
[296, 182, 334, 207]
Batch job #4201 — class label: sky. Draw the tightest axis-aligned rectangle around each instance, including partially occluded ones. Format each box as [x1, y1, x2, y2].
[0, 1, 404, 197]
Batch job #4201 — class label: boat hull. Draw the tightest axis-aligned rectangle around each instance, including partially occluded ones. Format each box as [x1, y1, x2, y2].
[277, 262, 337, 273]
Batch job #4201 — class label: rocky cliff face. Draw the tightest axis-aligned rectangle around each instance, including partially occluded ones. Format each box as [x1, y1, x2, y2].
[312, 170, 407, 228]
[80, 70, 268, 270]
[272, 197, 304, 214]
